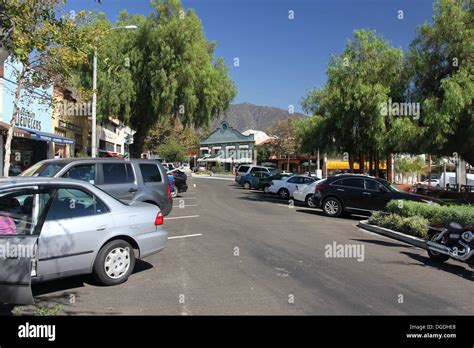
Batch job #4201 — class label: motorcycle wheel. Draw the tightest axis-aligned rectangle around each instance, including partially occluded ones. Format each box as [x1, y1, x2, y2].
[427, 233, 450, 262]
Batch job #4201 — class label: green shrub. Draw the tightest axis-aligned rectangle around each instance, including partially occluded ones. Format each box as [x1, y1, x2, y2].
[386, 200, 474, 226]
[368, 211, 429, 239]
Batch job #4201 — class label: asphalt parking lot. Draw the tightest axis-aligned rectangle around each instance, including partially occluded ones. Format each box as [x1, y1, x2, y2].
[2, 176, 473, 315]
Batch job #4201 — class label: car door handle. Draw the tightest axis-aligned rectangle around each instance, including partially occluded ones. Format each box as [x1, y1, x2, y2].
[129, 188, 138, 192]
[97, 226, 107, 231]
[363, 192, 371, 195]
[337, 188, 345, 192]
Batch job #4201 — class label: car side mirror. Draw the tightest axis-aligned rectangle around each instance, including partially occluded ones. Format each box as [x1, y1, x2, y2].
[379, 186, 389, 193]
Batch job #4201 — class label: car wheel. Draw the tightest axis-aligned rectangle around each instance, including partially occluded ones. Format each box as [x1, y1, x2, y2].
[263, 185, 271, 194]
[322, 197, 342, 217]
[427, 233, 450, 262]
[171, 186, 178, 198]
[93, 240, 136, 286]
[278, 188, 289, 200]
[244, 182, 251, 190]
[305, 194, 316, 208]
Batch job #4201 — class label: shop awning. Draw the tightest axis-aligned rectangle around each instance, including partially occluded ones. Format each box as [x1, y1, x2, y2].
[27, 130, 75, 145]
[103, 151, 124, 158]
[0, 121, 32, 139]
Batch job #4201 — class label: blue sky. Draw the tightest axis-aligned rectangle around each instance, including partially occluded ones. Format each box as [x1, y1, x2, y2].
[66, 0, 436, 113]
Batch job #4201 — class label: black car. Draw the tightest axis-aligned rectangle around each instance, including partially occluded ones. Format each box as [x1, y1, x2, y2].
[168, 169, 188, 193]
[313, 174, 442, 217]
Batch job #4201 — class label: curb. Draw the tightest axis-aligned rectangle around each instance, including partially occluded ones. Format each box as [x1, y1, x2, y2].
[358, 220, 427, 250]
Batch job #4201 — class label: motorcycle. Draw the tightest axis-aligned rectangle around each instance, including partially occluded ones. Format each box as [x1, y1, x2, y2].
[427, 222, 474, 268]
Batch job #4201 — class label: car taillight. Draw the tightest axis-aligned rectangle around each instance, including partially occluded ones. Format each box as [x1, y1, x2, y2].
[168, 183, 171, 199]
[155, 211, 164, 225]
[270, 181, 274, 186]
[316, 184, 324, 192]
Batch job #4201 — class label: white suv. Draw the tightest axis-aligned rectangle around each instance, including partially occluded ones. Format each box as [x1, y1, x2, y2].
[235, 165, 273, 183]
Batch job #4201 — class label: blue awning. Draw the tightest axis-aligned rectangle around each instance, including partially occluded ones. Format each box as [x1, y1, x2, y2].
[25, 129, 76, 145]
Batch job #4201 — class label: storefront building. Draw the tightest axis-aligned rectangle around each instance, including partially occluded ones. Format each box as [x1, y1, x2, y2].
[52, 87, 90, 158]
[96, 118, 135, 158]
[198, 121, 256, 171]
[0, 58, 75, 176]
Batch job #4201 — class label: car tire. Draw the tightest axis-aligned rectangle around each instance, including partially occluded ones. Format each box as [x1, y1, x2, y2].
[427, 233, 450, 262]
[93, 240, 136, 286]
[244, 182, 251, 190]
[171, 185, 178, 198]
[263, 185, 271, 194]
[305, 194, 316, 208]
[278, 188, 289, 200]
[322, 197, 342, 217]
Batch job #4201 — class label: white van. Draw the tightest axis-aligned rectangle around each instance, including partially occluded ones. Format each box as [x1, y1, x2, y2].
[235, 165, 274, 183]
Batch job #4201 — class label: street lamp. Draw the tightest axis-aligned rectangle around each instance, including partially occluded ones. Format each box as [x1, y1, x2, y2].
[91, 25, 137, 158]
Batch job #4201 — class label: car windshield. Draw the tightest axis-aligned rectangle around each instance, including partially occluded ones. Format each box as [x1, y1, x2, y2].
[388, 183, 403, 192]
[20, 162, 66, 177]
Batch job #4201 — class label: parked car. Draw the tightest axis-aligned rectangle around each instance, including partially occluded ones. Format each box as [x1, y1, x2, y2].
[161, 162, 176, 171]
[20, 158, 173, 216]
[178, 164, 192, 176]
[293, 179, 322, 207]
[168, 169, 188, 194]
[313, 174, 443, 217]
[268, 175, 317, 199]
[256, 173, 294, 193]
[415, 179, 441, 189]
[0, 177, 168, 305]
[235, 165, 275, 183]
[238, 172, 272, 189]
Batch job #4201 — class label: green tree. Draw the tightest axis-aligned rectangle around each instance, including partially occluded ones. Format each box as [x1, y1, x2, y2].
[158, 138, 186, 162]
[302, 30, 406, 176]
[407, 0, 474, 165]
[70, 1, 237, 157]
[1, 0, 96, 176]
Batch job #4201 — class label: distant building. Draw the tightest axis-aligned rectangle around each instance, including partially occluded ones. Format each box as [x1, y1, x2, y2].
[198, 121, 256, 171]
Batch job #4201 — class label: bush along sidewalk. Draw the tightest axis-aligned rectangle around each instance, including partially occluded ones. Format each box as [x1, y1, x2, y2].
[385, 200, 474, 227]
[367, 200, 474, 241]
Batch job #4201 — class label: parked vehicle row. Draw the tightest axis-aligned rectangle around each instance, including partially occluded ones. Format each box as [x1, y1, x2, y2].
[0, 157, 179, 305]
[235, 165, 443, 217]
[0, 177, 167, 305]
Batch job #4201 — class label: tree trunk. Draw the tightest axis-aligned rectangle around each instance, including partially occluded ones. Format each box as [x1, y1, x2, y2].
[386, 152, 393, 182]
[369, 152, 374, 176]
[359, 152, 365, 174]
[349, 153, 354, 173]
[3, 66, 25, 177]
[375, 152, 380, 177]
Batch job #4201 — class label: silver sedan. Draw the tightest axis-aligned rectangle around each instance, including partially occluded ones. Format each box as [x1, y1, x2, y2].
[0, 177, 168, 305]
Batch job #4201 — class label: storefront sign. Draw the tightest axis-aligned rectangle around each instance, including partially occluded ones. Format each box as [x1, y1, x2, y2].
[59, 120, 82, 134]
[15, 107, 41, 131]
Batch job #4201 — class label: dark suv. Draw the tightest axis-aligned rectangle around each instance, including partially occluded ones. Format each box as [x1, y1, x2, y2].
[313, 174, 441, 217]
[20, 158, 173, 216]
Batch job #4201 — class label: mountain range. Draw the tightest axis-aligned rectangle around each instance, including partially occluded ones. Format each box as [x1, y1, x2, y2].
[209, 102, 307, 133]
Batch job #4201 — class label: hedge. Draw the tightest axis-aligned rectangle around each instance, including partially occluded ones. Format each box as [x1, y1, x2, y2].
[385, 200, 474, 227]
[368, 211, 429, 239]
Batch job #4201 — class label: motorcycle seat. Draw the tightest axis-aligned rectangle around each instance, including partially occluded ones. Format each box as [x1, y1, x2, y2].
[445, 221, 463, 234]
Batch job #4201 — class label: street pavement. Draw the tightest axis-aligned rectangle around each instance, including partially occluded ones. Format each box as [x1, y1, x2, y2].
[4, 176, 473, 315]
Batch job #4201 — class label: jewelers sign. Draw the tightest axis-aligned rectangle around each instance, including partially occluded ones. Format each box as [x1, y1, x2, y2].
[15, 107, 42, 131]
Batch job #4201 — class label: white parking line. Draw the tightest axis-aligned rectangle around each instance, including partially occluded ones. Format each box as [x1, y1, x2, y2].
[173, 204, 198, 208]
[166, 215, 200, 220]
[168, 233, 203, 240]
[179, 197, 197, 200]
